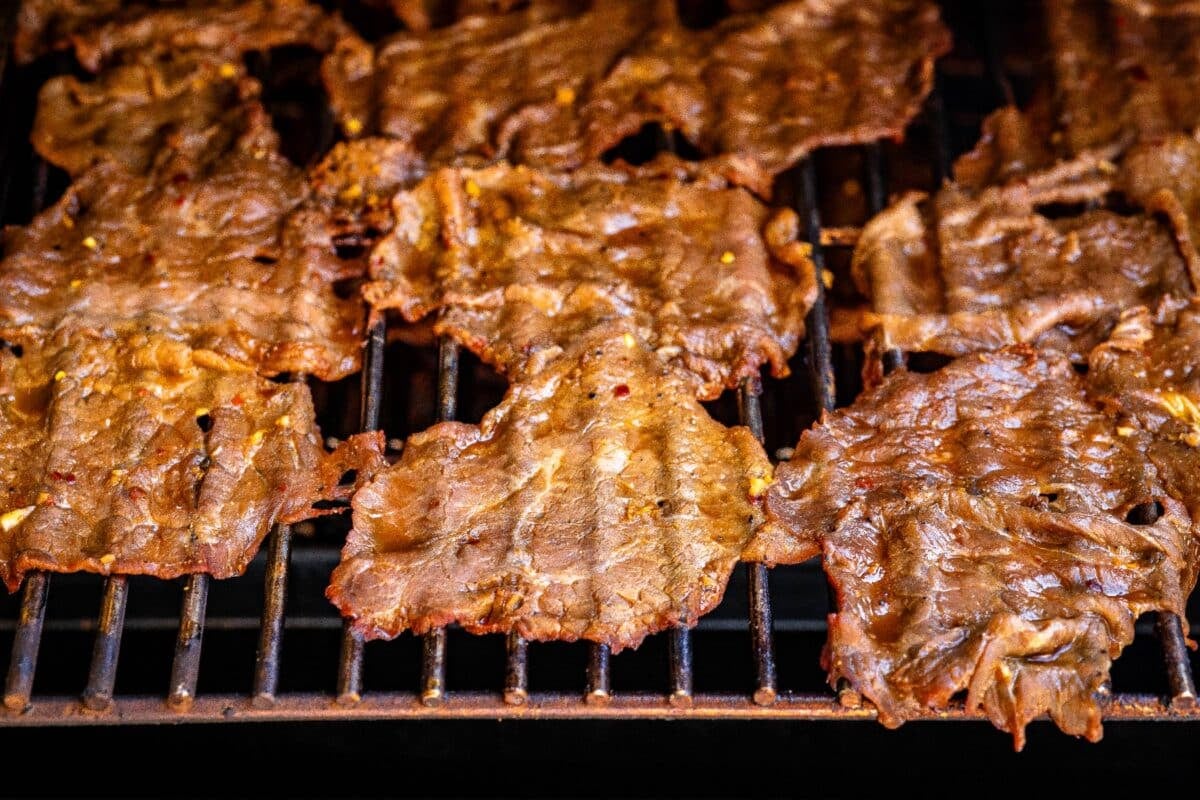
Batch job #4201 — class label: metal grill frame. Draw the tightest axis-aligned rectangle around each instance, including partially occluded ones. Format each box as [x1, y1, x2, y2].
[1, 0, 1198, 728]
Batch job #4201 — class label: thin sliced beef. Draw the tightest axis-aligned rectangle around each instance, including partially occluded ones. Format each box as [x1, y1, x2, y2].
[364, 158, 815, 400]
[1090, 299, 1200, 545]
[0, 325, 383, 592]
[322, 0, 949, 183]
[1046, 0, 1200, 154]
[32, 51, 268, 177]
[305, 137, 426, 252]
[746, 345, 1197, 748]
[0, 143, 365, 381]
[328, 325, 772, 651]
[845, 151, 1192, 361]
[16, 0, 350, 69]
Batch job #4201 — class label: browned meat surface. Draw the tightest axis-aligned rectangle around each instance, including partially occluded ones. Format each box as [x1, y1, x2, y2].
[364, 158, 815, 399]
[1046, 0, 1200, 155]
[304, 137, 426, 254]
[16, 0, 349, 69]
[322, 0, 949, 182]
[328, 326, 771, 649]
[0, 326, 383, 592]
[0, 142, 366, 381]
[846, 150, 1193, 360]
[1090, 300, 1200, 545]
[746, 346, 1197, 748]
[385, 0, 530, 30]
[31, 52, 267, 177]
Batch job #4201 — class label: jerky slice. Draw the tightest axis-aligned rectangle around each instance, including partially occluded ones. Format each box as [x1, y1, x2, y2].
[0, 146, 365, 381]
[746, 345, 1196, 748]
[1090, 299, 1200, 552]
[31, 52, 268, 177]
[16, 0, 350, 69]
[0, 327, 381, 592]
[328, 326, 772, 651]
[365, 159, 815, 399]
[847, 152, 1192, 361]
[323, 0, 949, 181]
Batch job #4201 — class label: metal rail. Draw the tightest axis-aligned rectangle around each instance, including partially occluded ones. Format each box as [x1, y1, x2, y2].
[3, 692, 1197, 726]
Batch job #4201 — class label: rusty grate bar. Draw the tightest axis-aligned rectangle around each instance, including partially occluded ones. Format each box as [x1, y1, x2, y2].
[82, 576, 129, 711]
[3, 572, 48, 712]
[504, 632, 529, 705]
[168, 574, 209, 710]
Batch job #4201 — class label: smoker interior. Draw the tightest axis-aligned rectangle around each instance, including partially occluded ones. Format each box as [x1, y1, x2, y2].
[0, 1, 1199, 769]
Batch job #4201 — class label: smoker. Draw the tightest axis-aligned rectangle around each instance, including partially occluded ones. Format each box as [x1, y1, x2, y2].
[0, 2, 1197, 794]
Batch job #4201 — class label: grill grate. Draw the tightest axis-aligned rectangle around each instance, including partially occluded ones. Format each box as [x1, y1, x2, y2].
[1, 0, 1198, 727]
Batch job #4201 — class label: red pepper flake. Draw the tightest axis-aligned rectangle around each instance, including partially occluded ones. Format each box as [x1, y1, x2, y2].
[613, 384, 630, 398]
[143, 252, 157, 265]
[49, 471, 76, 483]
[231, 394, 244, 407]
[276, 483, 287, 492]
[854, 476, 875, 490]
[129, 486, 147, 501]
[174, 195, 186, 207]
[136, 387, 150, 397]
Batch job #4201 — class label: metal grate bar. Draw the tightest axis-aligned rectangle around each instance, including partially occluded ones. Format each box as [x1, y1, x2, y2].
[7, 690, 1198, 724]
[669, 627, 694, 707]
[252, 523, 293, 705]
[585, 643, 611, 704]
[1157, 613, 1197, 709]
[3, 572, 49, 711]
[504, 632, 529, 705]
[82, 576, 129, 711]
[168, 574, 209, 710]
[797, 160, 836, 414]
[927, 74, 953, 185]
[337, 318, 385, 704]
[420, 337, 459, 706]
[739, 378, 777, 705]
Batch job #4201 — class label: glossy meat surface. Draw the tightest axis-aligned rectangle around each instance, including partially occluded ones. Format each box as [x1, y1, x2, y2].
[0, 145, 366, 381]
[0, 326, 381, 591]
[847, 151, 1192, 360]
[365, 159, 815, 399]
[747, 346, 1197, 747]
[322, 0, 949, 181]
[32, 52, 267, 177]
[328, 326, 772, 650]
[16, 0, 349, 69]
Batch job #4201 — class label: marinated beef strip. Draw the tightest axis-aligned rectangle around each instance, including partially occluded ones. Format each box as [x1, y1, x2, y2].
[16, 0, 350, 69]
[31, 52, 268, 178]
[1046, 0, 1200, 155]
[364, 159, 815, 400]
[0, 325, 383, 592]
[846, 149, 1193, 361]
[0, 138, 365, 381]
[328, 326, 772, 650]
[746, 346, 1196, 748]
[305, 137, 427, 254]
[323, 0, 949, 182]
[1090, 300, 1200, 545]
